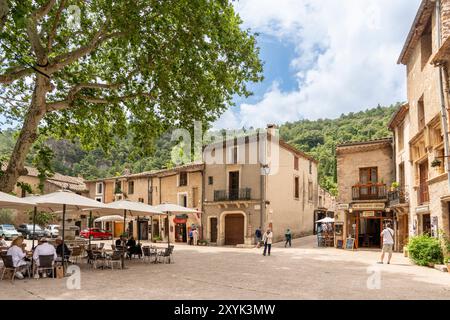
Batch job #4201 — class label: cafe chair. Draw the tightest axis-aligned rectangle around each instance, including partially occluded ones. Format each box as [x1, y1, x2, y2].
[35, 255, 55, 279]
[1, 255, 31, 282]
[106, 250, 122, 270]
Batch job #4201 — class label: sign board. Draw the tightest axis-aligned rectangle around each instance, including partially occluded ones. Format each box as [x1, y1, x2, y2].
[415, 205, 430, 214]
[336, 240, 344, 249]
[352, 203, 385, 210]
[337, 204, 349, 210]
[345, 238, 355, 250]
[362, 211, 375, 217]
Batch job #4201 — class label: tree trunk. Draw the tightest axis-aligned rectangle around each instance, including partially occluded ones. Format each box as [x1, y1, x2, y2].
[0, 75, 50, 193]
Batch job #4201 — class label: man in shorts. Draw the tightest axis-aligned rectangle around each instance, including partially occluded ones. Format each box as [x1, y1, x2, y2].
[378, 222, 394, 264]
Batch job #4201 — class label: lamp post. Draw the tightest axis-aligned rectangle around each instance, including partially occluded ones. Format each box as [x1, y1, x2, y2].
[260, 165, 271, 229]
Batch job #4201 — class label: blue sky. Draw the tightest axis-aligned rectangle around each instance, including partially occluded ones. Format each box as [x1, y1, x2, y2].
[214, 0, 422, 129]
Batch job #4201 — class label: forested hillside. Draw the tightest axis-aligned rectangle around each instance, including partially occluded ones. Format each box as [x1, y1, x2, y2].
[0, 104, 399, 194]
[280, 104, 399, 194]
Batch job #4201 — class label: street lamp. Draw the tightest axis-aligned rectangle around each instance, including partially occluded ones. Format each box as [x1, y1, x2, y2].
[260, 164, 270, 229]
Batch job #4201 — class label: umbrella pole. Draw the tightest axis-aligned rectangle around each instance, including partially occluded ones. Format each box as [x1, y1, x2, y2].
[137, 216, 140, 245]
[31, 206, 37, 273]
[122, 209, 126, 269]
[167, 212, 170, 248]
[89, 211, 92, 248]
[62, 204, 66, 274]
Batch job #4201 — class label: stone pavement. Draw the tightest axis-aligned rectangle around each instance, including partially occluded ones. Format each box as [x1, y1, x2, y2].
[2, 236, 450, 300]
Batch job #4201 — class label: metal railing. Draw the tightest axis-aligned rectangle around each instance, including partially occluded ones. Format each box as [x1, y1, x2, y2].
[388, 187, 408, 206]
[214, 188, 252, 201]
[352, 183, 387, 200]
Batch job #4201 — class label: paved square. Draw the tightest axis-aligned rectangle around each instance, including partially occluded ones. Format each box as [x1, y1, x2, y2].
[3, 236, 450, 300]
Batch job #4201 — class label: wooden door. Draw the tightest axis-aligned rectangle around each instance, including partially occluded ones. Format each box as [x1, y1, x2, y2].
[225, 214, 244, 245]
[210, 217, 218, 243]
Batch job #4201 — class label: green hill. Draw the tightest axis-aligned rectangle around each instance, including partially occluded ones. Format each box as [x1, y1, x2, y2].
[0, 104, 399, 194]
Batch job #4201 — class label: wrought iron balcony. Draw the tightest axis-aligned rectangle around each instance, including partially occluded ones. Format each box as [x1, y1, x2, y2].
[214, 188, 251, 201]
[352, 183, 387, 201]
[388, 187, 408, 206]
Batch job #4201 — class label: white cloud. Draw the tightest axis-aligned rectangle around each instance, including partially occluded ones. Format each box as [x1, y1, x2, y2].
[215, 0, 421, 129]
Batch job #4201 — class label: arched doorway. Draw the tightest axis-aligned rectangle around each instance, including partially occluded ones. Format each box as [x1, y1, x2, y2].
[225, 214, 244, 245]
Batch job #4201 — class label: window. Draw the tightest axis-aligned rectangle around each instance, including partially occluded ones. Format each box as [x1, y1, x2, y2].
[230, 145, 238, 164]
[398, 122, 404, 151]
[115, 180, 122, 194]
[294, 156, 299, 170]
[359, 167, 378, 184]
[418, 98, 425, 130]
[294, 176, 299, 199]
[178, 193, 188, 207]
[96, 182, 103, 195]
[192, 187, 199, 207]
[138, 198, 144, 203]
[128, 181, 134, 195]
[421, 19, 432, 70]
[179, 172, 188, 186]
[208, 176, 214, 185]
[308, 181, 313, 201]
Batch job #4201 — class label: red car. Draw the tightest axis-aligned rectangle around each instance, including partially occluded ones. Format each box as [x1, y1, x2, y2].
[80, 228, 112, 240]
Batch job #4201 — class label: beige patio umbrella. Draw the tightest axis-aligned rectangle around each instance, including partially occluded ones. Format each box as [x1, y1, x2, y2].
[0, 191, 36, 209]
[91, 200, 163, 268]
[153, 203, 200, 248]
[26, 190, 107, 271]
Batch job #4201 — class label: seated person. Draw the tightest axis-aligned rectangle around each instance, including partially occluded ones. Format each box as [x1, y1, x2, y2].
[6, 236, 30, 279]
[33, 237, 57, 278]
[115, 235, 126, 248]
[126, 237, 141, 258]
[55, 238, 71, 262]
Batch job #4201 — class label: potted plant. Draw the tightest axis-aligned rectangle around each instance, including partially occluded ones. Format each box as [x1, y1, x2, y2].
[431, 159, 442, 168]
[391, 181, 399, 192]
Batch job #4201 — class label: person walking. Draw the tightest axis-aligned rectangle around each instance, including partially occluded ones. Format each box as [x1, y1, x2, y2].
[188, 229, 194, 245]
[262, 228, 273, 256]
[284, 228, 292, 248]
[378, 222, 394, 264]
[192, 228, 199, 246]
[255, 227, 262, 246]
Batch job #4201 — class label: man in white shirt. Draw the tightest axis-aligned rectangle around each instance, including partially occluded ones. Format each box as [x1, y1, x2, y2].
[378, 222, 394, 264]
[33, 238, 57, 278]
[262, 228, 273, 256]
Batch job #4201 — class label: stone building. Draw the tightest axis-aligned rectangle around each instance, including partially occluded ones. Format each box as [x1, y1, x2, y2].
[203, 126, 318, 245]
[396, 0, 450, 240]
[388, 104, 412, 251]
[336, 139, 395, 249]
[85, 163, 204, 243]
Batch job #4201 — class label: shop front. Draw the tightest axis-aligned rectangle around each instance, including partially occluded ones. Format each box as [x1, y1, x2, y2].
[345, 203, 392, 249]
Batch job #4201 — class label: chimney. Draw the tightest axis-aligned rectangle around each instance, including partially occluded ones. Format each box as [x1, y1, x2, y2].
[266, 124, 278, 136]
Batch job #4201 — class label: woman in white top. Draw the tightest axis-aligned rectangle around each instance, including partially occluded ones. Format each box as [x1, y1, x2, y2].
[262, 229, 273, 256]
[6, 236, 30, 279]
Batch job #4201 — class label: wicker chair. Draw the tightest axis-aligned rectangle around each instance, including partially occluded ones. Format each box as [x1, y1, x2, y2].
[1, 255, 31, 282]
[86, 250, 105, 269]
[34, 254, 55, 278]
[106, 250, 122, 269]
[142, 246, 157, 263]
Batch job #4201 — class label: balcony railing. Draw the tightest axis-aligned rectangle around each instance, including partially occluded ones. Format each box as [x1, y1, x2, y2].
[388, 187, 408, 206]
[418, 183, 429, 205]
[352, 183, 387, 201]
[214, 188, 251, 201]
